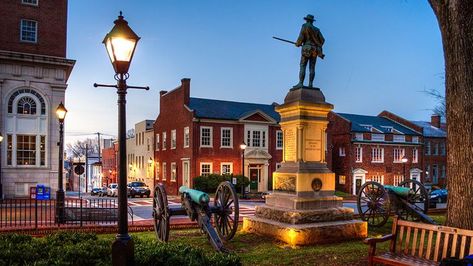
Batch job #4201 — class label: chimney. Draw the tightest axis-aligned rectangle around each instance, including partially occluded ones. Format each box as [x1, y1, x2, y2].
[431, 114, 441, 128]
[181, 78, 191, 105]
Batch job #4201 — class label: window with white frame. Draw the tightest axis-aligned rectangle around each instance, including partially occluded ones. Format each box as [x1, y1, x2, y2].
[200, 163, 212, 176]
[246, 129, 267, 148]
[22, 0, 38, 5]
[276, 130, 283, 149]
[200, 126, 213, 147]
[155, 134, 160, 151]
[171, 129, 176, 149]
[425, 141, 431, 155]
[221, 128, 232, 148]
[412, 148, 418, 163]
[162, 132, 167, 150]
[393, 148, 405, 163]
[184, 127, 190, 148]
[355, 133, 364, 141]
[355, 146, 363, 162]
[339, 175, 346, 185]
[412, 136, 419, 143]
[20, 19, 37, 43]
[371, 134, 385, 141]
[432, 164, 438, 179]
[433, 143, 439, 155]
[371, 147, 384, 163]
[171, 162, 176, 182]
[440, 142, 446, 156]
[393, 175, 404, 186]
[162, 162, 167, 181]
[370, 175, 384, 184]
[220, 163, 233, 175]
[393, 135, 405, 142]
[339, 147, 346, 157]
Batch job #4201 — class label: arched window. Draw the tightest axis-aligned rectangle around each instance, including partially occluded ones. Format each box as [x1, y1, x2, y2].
[8, 88, 46, 115]
[17, 96, 37, 114]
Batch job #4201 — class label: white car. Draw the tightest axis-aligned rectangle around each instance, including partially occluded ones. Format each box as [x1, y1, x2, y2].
[107, 183, 118, 197]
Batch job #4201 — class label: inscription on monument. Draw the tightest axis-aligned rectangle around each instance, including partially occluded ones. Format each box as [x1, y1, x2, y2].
[285, 129, 296, 161]
[306, 139, 320, 151]
[274, 175, 296, 193]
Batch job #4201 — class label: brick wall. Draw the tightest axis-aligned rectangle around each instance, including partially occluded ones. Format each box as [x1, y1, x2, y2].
[0, 0, 67, 57]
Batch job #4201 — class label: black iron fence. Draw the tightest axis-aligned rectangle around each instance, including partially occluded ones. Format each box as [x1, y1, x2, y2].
[0, 198, 133, 230]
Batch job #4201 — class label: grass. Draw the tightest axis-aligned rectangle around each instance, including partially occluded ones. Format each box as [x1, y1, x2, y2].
[100, 215, 446, 266]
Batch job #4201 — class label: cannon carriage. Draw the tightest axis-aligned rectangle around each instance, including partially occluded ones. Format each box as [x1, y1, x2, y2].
[153, 181, 239, 252]
[356, 179, 436, 227]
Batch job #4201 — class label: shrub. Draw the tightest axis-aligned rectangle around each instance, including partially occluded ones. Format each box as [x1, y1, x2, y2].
[0, 232, 241, 266]
[193, 174, 249, 193]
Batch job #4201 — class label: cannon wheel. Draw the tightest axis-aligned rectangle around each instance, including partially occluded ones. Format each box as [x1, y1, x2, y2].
[357, 181, 391, 227]
[397, 179, 429, 221]
[153, 183, 170, 242]
[214, 181, 239, 241]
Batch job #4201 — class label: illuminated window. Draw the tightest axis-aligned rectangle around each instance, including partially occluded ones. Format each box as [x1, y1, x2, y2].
[200, 163, 212, 176]
[221, 163, 232, 175]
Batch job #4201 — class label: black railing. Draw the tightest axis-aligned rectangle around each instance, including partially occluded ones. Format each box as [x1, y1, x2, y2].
[0, 198, 134, 230]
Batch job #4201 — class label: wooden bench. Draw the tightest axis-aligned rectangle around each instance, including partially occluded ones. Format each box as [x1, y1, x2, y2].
[364, 216, 473, 266]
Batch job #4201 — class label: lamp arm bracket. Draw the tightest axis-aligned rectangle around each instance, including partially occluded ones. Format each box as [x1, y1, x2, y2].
[93, 83, 118, 88]
[127, 85, 150, 91]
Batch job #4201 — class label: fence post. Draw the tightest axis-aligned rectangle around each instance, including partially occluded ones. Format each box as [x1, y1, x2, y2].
[80, 198, 83, 227]
[35, 198, 38, 230]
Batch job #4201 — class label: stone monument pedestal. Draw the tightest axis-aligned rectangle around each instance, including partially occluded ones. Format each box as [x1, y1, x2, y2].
[243, 86, 367, 246]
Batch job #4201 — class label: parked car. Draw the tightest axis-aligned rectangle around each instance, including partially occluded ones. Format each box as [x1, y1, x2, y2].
[98, 186, 108, 197]
[429, 188, 448, 207]
[91, 187, 101, 196]
[127, 181, 151, 198]
[107, 183, 118, 197]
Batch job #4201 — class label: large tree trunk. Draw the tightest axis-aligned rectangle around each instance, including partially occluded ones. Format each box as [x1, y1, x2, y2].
[429, 0, 473, 230]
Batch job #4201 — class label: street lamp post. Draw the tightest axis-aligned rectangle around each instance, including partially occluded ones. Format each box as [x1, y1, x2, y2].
[240, 142, 247, 199]
[0, 133, 3, 199]
[56, 102, 67, 224]
[94, 12, 148, 266]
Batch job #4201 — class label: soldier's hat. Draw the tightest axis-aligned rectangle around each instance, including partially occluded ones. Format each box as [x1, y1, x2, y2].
[304, 14, 315, 21]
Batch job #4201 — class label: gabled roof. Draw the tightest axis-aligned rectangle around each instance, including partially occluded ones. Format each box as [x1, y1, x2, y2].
[337, 113, 420, 135]
[411, 121, 446, 138]
[188, 97, 280, 122]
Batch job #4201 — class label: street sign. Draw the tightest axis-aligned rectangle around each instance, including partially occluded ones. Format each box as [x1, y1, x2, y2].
[232, 177, 237, 185]
[74, 165, 85, 175]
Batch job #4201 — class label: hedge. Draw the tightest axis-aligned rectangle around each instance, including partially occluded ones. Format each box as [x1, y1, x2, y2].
[193, 174, 250, 193]
[0, 232, 241, 266]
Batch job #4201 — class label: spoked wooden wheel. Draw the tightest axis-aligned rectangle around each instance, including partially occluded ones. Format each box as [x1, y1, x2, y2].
[214, 181, 239, 241]
[357, 181, 391, 227]
[397, 179, 429, 221]
[153, 183, 170, 242]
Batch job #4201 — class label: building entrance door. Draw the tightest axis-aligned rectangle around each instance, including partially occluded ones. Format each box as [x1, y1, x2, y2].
[182, 161, 190, 188]
[249, 167, 260, 191]
[353, 175, 365, 195]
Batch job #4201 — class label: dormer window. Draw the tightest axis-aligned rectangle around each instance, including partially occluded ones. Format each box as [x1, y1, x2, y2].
[372, 134, 385, 141]
[360, 124, 372, 131]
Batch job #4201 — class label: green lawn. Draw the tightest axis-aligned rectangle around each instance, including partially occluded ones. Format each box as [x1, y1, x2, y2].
[101, 215, 445, 266]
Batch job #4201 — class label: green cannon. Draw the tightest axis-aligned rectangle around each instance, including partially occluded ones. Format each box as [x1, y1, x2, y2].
[153, 181, 239, 252]
[357, 179, 436, 227]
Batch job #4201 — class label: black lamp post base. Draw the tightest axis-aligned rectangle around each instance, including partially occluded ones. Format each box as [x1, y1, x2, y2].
[112, 235, 134, 266]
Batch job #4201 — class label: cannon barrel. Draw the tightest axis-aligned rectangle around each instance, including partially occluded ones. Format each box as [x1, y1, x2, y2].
[384, 185, 411, 197]
[179, 186, 210, 205]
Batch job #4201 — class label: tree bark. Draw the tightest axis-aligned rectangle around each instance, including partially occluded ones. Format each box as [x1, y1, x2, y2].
[429, 0, 473, 230]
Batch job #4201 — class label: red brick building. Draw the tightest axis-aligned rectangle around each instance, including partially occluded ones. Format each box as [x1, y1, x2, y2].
[328, 112, 423, 195]
[101, 143, 118, 186]
[154, 79, 283, 195]
[380, 112, 447, 187]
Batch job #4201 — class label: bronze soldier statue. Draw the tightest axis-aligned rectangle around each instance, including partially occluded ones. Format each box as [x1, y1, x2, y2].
[293, 14, 325, 89]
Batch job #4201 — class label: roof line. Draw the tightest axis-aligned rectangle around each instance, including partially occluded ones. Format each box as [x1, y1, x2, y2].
[190, 96, 275, 107]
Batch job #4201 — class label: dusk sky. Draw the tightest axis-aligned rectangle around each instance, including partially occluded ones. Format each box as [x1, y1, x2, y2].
[65, 0, 444, 143]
